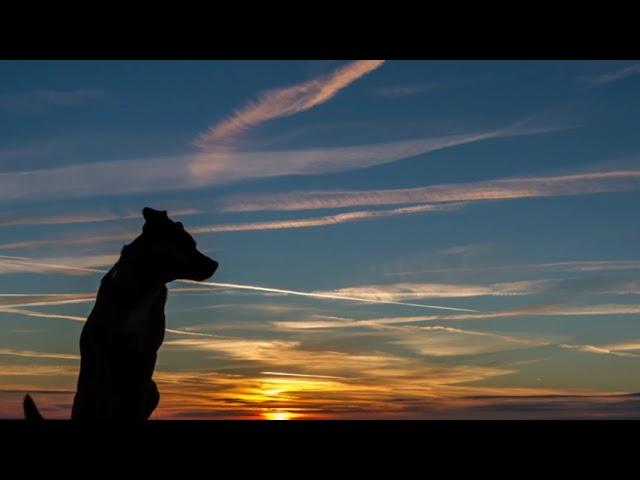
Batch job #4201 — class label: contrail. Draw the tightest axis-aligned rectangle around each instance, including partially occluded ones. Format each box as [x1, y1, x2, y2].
[182, 280, 478, 312]
[0, 256, 478, 312]
[0, 255, 105, 274]
[0, 306, 229, 339]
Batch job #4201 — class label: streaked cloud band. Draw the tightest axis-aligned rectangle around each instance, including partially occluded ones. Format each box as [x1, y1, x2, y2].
[223, 170, 640, 212]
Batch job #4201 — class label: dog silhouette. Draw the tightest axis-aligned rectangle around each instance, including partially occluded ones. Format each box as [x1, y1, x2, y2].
[24, 207, 218, 420]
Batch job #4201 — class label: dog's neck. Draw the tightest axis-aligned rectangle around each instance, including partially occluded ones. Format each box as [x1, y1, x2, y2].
[101, 243, 167, 309]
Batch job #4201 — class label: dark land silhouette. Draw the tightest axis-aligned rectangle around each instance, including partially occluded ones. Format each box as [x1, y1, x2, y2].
[24, 207, 218, 420]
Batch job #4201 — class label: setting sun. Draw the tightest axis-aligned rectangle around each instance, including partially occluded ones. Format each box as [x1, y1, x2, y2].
[264, 411, 296, 420]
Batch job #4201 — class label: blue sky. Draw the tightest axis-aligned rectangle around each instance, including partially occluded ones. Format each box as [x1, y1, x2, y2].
[1, 60, 640, 419]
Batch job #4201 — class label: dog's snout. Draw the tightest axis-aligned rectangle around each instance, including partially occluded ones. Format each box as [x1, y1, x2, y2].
[204, 258, 218, 278]
[192, 255, 218, 281]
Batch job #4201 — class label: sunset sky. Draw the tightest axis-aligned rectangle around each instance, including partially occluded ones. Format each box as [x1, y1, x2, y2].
[1, 60, 640, 419]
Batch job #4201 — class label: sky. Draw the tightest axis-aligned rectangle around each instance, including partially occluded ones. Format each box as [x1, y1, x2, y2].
[1, 60, 640, 419]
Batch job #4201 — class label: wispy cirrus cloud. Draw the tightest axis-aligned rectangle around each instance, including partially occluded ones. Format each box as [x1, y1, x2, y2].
[195, 60, 385, 149]
[163, 336, 513, 382]
[0, 208, 200, 228]
[0, 88, 109, 113]
[312, 276, 640, 302]
[0, 124, 562, 202]
[0, 293, 95, 309]
[585, 63, 640, 87]
[0, 254, 117, 275]
[189, 123, 570, 186]
[222, 170, 640, 212]
[0, 349, 79, 361]
[311, 280, 552, 301]
[392, 325, 548, 357]
[14, 163, 633, 249]
[0, 154, 194, 202]
[273, 304, 640, 330]
[0, 204, 462, 250]
[190, 203, 462, 234]
[0, 364, 77, 376]
[384, 259, 640, 277]
[559, 343, 640, 358]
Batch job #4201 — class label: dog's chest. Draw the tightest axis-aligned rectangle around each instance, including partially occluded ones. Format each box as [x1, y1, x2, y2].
[123, 289, 165, 347]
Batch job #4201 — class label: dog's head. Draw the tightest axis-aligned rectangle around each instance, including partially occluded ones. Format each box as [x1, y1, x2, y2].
[124, 207, 218, 284]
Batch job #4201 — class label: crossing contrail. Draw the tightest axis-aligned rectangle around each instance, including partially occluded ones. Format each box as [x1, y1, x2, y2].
[183, 280, 478, 312]
[0, 255, 478, 312]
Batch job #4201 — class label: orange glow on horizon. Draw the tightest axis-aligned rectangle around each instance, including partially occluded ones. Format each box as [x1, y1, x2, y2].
[263, 411, 299, 420]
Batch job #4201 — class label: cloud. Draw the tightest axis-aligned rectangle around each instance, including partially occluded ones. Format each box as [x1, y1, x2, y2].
[0, 256, 478, 313]
[0, 153, 195, 202]
[189, 123, 568, 185]
[559, 339, 640, 358]
[385, 260, 640, 277]
[0, 307, 88, 322]
[559, 343, 640, 358]
[0, 122, 568, 203]
[222, 170, 640, 212]
[370, 83, 435, 98]
[190, 203, 462, 234]
[601, 341, 640, 352]
[0, 254, 117, 275]
[0, 88, 109, 112]
[190, 279, 477, 312]
[18, 162, 635, 251]
[161, 336, 516, 396]
[0, 349, 79, 361]
[172, 324, 545, 361]
[0, 204, 461, 251]
[311, 279, 553, 301]
[195, 60, 385, 148]
[261, 371, 346, 380]
[310, 276, 640, 302]
[0, 232, 135, 251]
[0, 364, 77, 376]
[392, 325, 547, 357]
[0, 208, 200, 227]
[0, 293, 95, 309]
[273, 304, 640, 330]
[585, 63, 640, 86]
[7, 377, 638, 419]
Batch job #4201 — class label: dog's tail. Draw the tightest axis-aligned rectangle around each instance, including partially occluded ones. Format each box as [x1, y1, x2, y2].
[23, 394, 44, 421]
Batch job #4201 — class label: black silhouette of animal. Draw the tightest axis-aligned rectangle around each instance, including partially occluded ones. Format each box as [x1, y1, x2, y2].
[24, 207, 218, 420]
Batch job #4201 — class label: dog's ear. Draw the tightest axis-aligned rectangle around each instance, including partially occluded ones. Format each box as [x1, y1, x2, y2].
[143, 207, 168, 223]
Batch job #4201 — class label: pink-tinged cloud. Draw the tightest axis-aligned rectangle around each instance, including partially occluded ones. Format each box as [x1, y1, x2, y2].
[189, 124, 567, 185]
[0, 125, 567, 202]
[190, 203, 462, 234]
[273, 304, 640, 330]
[195, 60, 385, 148]
[0, 208, 200, 227]
[222, 170, 640, 212]
[0, 204, 462, 250]
[384, 260, 640, 277]
[311, 279, 554, 301]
